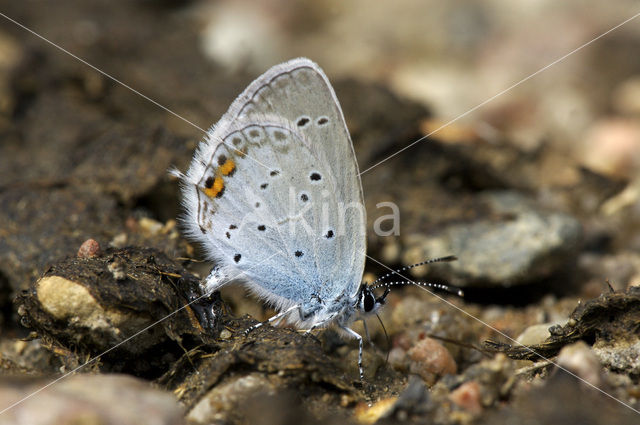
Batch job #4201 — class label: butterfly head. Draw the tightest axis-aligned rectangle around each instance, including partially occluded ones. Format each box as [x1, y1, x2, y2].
[356, 283, 390, 316]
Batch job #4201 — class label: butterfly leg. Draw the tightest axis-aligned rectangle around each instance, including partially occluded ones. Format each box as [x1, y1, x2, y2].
[341, 326, 364, 382]
[244, 304, 299, 336]
[203, 266, 225, 295]
[361, 319, 376, 349]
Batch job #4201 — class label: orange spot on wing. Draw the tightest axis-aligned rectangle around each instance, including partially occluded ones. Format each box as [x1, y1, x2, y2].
[220, 159, 236, 176]
[204, 176, 224, 198]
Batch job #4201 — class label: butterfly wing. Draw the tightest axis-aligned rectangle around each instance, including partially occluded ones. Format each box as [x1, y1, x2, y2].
[179, 58, 366, 313]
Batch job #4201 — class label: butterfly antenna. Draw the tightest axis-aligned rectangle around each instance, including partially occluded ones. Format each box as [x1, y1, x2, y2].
[426, 333, 492, 358]
[369, 255, 457, 287]
[372, 280, 464, 297]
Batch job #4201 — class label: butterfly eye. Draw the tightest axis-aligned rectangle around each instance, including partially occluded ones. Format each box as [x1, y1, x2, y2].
[363, 290, 375, 312]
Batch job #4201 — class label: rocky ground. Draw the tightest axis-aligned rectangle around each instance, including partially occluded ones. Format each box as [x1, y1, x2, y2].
[1, 1, 640, 424]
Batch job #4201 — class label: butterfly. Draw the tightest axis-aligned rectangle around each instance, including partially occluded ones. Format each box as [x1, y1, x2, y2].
[172, 58, 456, 381]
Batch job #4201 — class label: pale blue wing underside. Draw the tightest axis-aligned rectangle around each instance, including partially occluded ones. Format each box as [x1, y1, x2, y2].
[180, 58, 366, 311]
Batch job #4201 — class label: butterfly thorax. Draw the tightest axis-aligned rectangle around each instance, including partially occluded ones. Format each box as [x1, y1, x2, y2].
[294, 287, 360, 329]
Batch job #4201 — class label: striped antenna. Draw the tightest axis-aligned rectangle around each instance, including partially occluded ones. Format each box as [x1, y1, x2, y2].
[369, 255, 457, 287]
[371, 280, 464, 297]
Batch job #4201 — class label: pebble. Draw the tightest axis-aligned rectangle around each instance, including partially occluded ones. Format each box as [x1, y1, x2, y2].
[449, 380, 483, 414]
[77, 238, 101, 258]
[407, 337, 457, 385]
[556, 341, 602, 387]
[187, 374, 275, 424]
[516, 323, 554, 346]
[354, 397, 397, 424]
[107, 259, 127, 280]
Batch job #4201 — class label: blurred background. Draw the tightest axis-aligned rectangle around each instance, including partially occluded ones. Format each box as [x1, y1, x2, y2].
[196, 0, 640, 168]
[3, 0, 639, 175]
[1, 1, 640, 424]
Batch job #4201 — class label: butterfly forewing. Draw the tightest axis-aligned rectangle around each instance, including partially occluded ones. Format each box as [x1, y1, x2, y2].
[230, 59, 366, 295]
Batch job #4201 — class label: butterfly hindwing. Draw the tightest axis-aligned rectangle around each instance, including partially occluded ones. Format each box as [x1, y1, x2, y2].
[228, 58, 366, 298]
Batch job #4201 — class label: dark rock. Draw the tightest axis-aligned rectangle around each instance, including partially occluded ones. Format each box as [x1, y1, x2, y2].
[485, 286, 640, 367]
[484, 372, 639, 425]
[159, 316, 358, 423]
[16, 246, 220, 378]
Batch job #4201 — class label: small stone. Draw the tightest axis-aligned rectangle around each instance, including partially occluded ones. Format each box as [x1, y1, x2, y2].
[354, 397, 397, 424]
[407, 337, 457, 385]
[340, 393, 355, 408]
[110, 232, 128, 248]
[516, 323, 555, 346]
[449, 381, 483, 415]
[557, 341, 602, 387]
[37, 276, 99, 321]
[219, 329, 232, 340]
[35, 275, 139, 344]
[612, 76, 640, 115]
[77, 238, 101, 258]
[139, 217, 164, 236]
[579, 118, 640, 178]
[187, 374, 276, 424]
[107, 259, 127, 280]
[593, 339, 640, 376]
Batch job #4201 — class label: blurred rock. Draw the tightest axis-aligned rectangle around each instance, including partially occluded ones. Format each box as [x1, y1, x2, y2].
[354, 397, 397, 424]
[557, 341, 602, 387]
[403, 191, 582, 287]
[160, 317, 358, 423]
[593, 337, 640, 377]
[612, 75, 640, 116]
[442, 354, 515, 411]
[516, 323, 555, 346]
[448, 380, 482, 415]
[578, 118, 640, 179]
[0, 338, 61, 376]
[578, 251, 640, 293]
[485, 287, 640, 368]
[0, 374, 183, 425]
[187, 374, 277, 424]
[484, 372, 639, 425]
